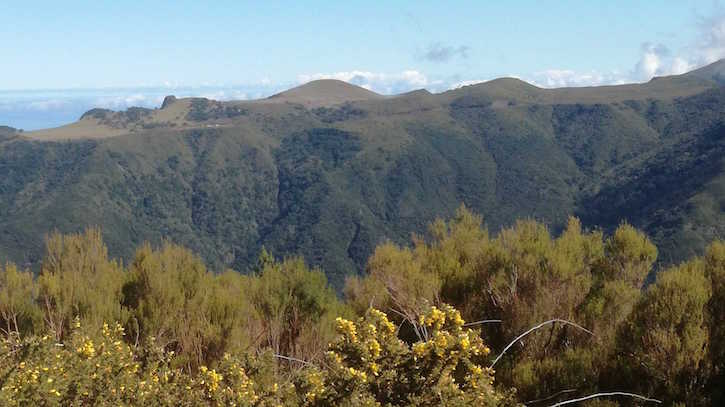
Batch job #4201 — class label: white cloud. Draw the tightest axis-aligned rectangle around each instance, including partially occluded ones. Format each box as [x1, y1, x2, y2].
[25, 99, 73, 111]
[694, 11, 725, 65]
[297, 70, 430, 94]
[448, 79, 487, 89]
[195, 90, 249, 101]
[530, 42, 698, 89]
[94, 93, 163, 110]
[528, 69, 627, 88]
[631, 43, 695, 80]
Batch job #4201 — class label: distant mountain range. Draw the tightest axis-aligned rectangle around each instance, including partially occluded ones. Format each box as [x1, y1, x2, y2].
[2, 60, 724, 288]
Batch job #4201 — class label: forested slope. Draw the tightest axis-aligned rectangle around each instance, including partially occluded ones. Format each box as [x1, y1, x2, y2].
[1, 62, 724, 288]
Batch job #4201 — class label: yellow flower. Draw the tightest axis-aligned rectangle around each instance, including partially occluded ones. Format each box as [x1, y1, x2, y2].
[77, 340, 96, 358]
[459, 335, 470, 350]
[413, 342, 427, 357]
[335, 317, 358, 341]
[424, 306, 447, 328]
[206, 369, 223, 391]
[452, 312, 465, 327]
[435, 333, 448, 349]
[367, 339, 381, 358]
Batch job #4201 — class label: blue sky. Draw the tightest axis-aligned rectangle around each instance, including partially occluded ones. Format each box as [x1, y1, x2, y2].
[2, 1, 725, 129]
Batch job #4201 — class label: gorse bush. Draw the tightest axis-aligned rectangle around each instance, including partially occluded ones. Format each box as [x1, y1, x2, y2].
[0, 320, 290, 406]
[0, 306, 510, 406]
[0, 206, 724, 405]
[298, 305, 511, 406]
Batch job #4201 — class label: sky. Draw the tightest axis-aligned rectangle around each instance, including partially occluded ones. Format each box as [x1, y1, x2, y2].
[2, 0, 725, 130]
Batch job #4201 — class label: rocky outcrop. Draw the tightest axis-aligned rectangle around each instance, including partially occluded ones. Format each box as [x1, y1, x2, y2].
[161, 95, 177, 109]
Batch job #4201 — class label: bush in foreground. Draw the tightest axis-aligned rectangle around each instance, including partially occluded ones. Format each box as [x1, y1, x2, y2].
[0, 306, 514, 406]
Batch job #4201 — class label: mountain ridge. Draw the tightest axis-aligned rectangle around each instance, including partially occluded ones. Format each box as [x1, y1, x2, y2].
[1, 61, 724, 289]
[18, 59, 725, 140]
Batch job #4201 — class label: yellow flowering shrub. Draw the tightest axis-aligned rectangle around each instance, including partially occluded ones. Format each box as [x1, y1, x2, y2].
[0, 321, 292, 406]
[298, 305, 515, 406]
[0, 305, 516, 406]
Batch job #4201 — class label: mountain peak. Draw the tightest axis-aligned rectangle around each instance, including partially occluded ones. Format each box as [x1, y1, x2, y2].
[266, 79, 384, 106]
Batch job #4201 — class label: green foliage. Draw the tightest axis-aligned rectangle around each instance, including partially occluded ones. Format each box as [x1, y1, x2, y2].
[600, 222, 657, 285]
[124, 242, 228, 369]
[186, 98, 247, 121]
[251, 256, 345, 360]
[1, 210, 725, 405]
[0, 263, 38, 337]
[705, 241, 725, 403]
[615, 261, 712, 405]
[37, 228, 127, 340]
[123, 243, 344, 371]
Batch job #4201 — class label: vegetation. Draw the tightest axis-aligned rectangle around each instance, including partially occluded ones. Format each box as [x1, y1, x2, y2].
[2, 68, 724, 290]
[1, 207, 724, 405]
[186, 98, 247, 122]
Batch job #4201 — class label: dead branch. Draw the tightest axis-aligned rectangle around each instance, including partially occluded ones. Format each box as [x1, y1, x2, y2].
[462, 319, 502, 327]
[524, 388, 577, 405]
[490, 318, 594, 368]
[547, 391, 661, 406]
[274, 354, 313, 366]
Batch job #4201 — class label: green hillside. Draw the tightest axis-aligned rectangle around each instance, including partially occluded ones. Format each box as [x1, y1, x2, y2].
[2, 61, 725, 289]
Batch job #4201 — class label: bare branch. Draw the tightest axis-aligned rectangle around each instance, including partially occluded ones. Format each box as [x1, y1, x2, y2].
[274, 354, 313, 366]
[388, 307, 424, 341]
[547, 392, 661, 406]
[386, 307, 409, 320]
[463, 319, 502, 327]
[524, 388, 577, 404]
[490, 318, 594, 368]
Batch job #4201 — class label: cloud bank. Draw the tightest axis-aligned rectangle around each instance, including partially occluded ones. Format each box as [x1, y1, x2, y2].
[531, 10, 725, 88]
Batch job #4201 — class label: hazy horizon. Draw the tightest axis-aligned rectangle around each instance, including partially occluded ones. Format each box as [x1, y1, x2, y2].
[4, 1, 725, 129]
